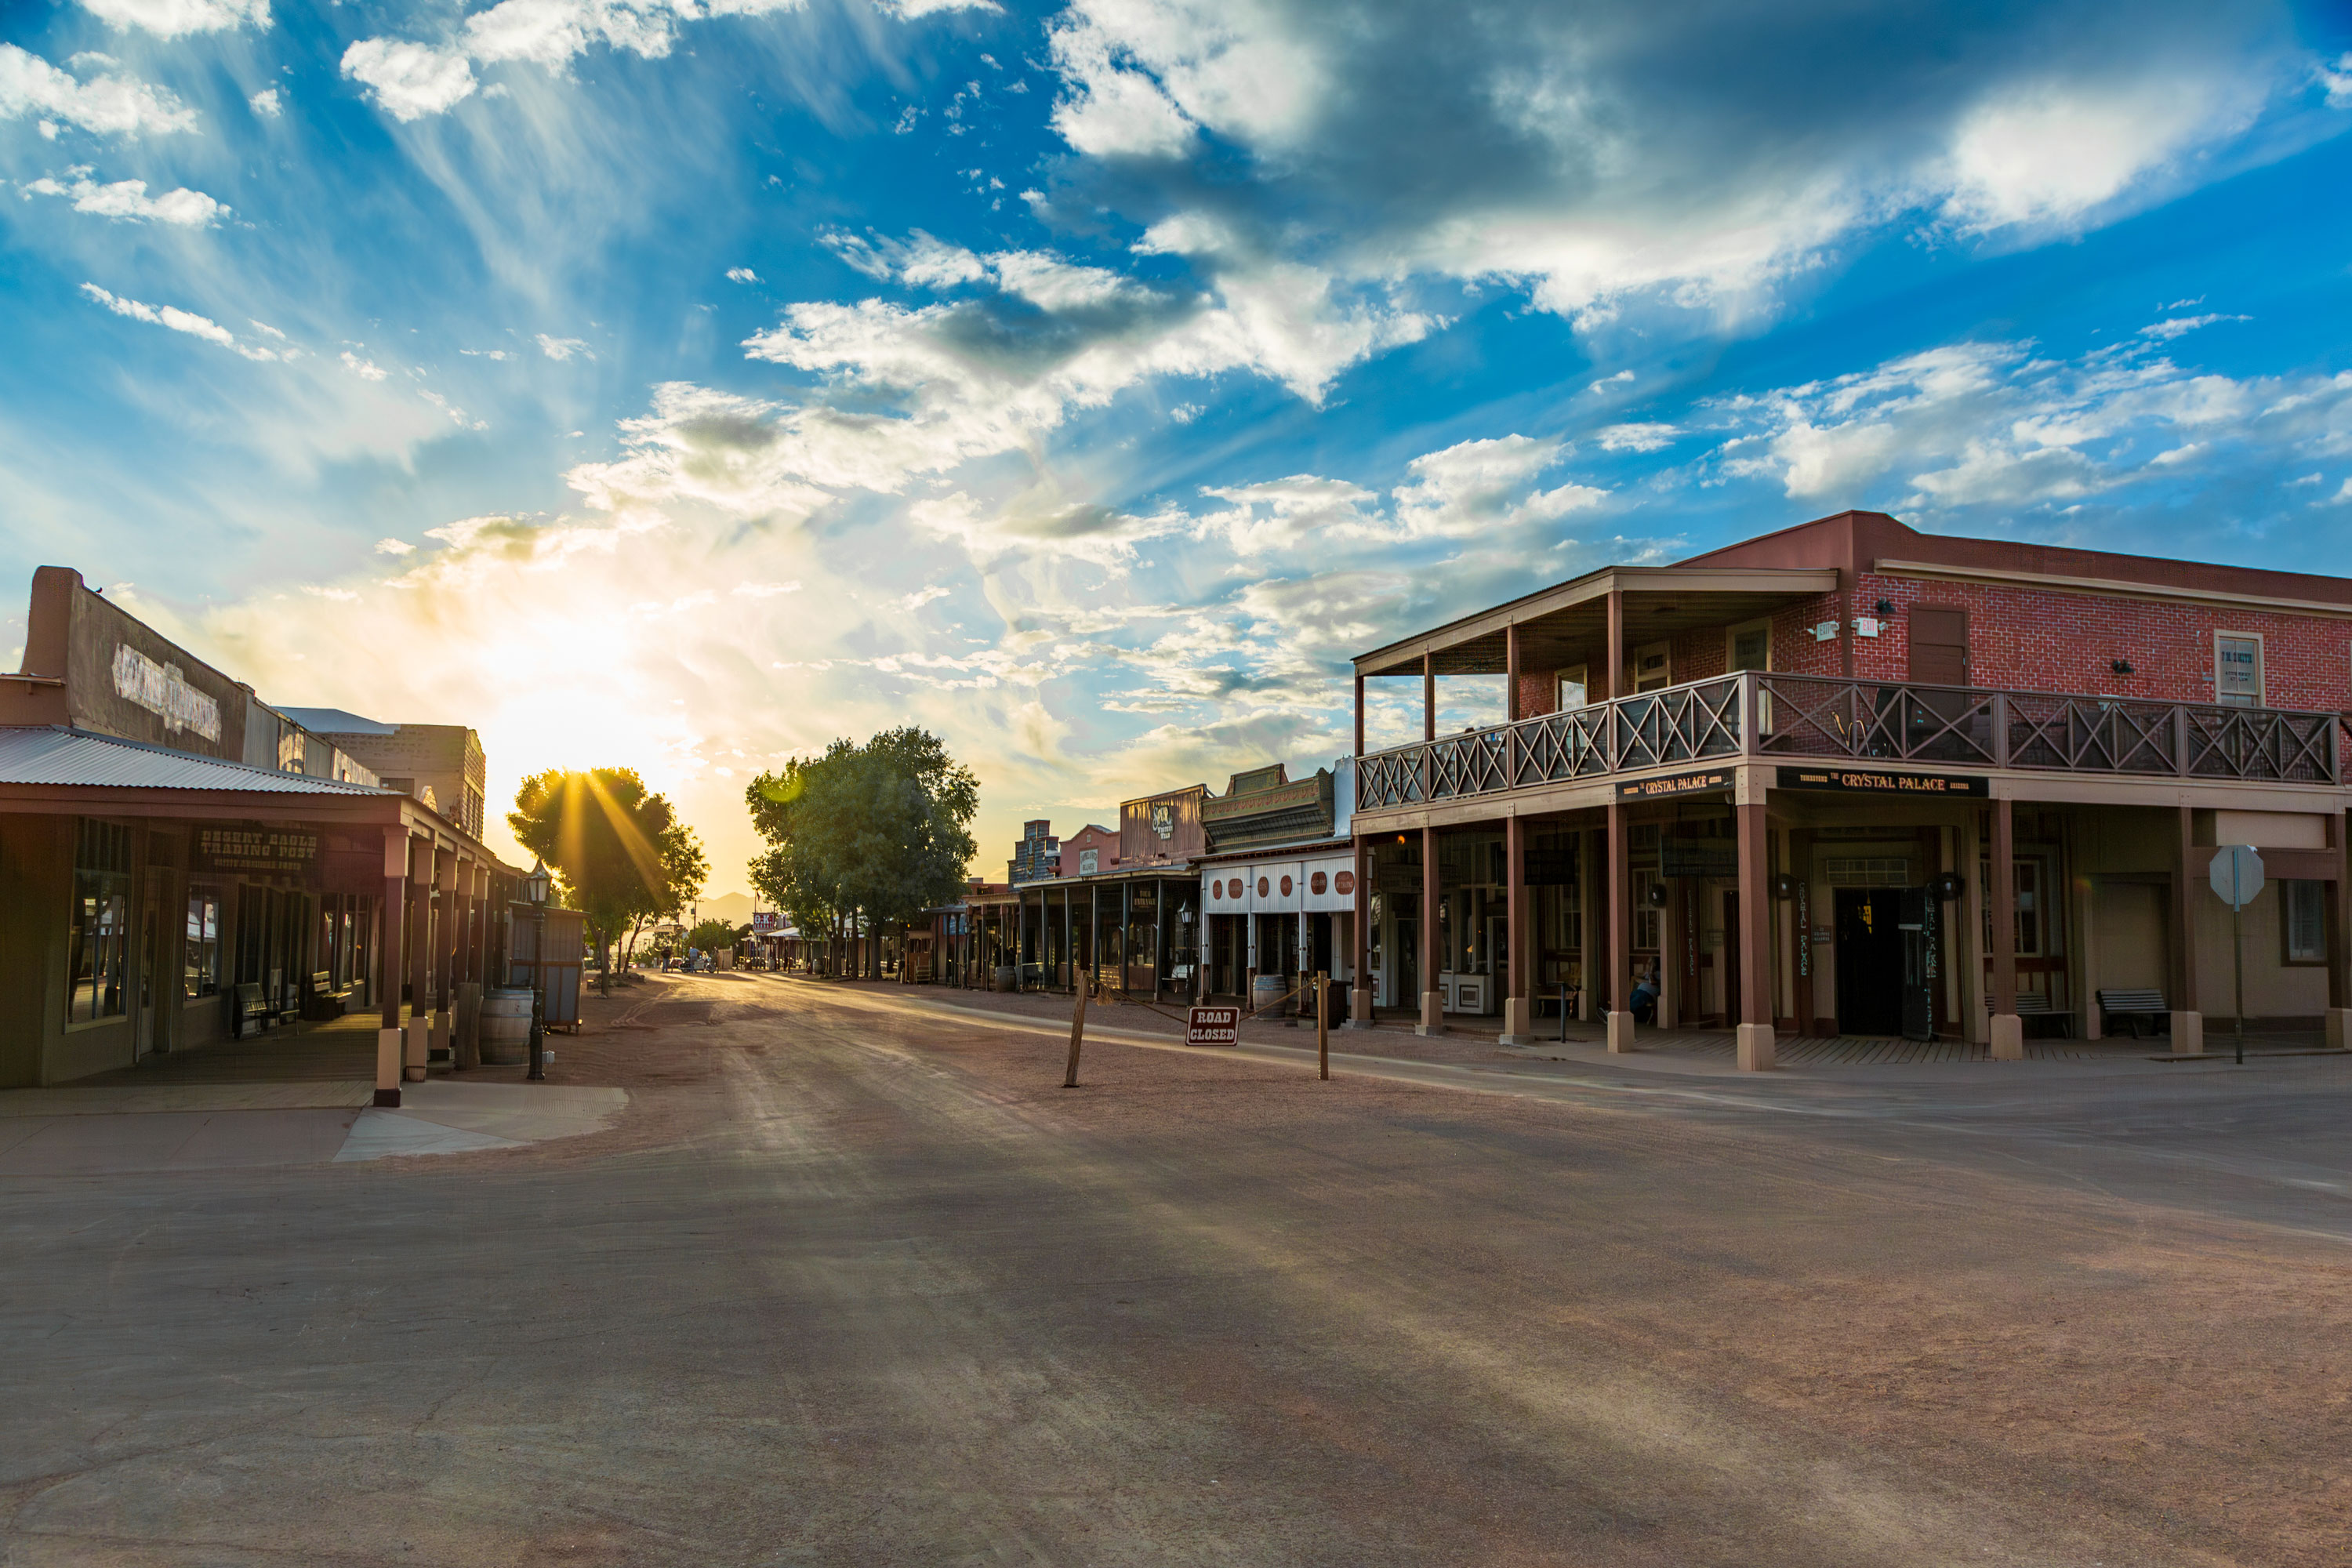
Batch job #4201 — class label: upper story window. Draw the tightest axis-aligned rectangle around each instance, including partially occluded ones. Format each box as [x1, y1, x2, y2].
[1632, 641, 1672, 693]
[1556, 665, 1587, 710]
[2215, 633, 2263, 707]
[1728, 621, 1770, 674]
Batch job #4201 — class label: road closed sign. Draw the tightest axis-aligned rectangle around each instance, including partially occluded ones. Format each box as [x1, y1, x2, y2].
[1186, 1006, 1240, 1047]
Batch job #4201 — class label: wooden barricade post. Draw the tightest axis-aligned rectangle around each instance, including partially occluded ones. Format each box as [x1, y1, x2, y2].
[1316, 970, 1330, 1080]
[1063, 981, 1088, 1088]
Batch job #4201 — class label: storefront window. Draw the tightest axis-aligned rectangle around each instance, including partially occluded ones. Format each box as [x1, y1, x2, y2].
[2284, 880, 2326, 964]
[67, 818, 132, 1025]
[185, 890, 222, 998]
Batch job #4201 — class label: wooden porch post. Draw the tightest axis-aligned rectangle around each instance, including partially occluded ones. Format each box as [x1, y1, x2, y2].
[2168, 806, 2205, 1052]
[1355, 672, 1366, 757]
[1350, 835, 1372, 1027]
[1990, 797, 2022, 1060]
[1423, 653, 1436, 742]
[432, 848, 457, 1065]
[2329, 810, 2351, 1050]
[1604, 590, 1624, 701]
[376, 827, 407, 1108]
[1606, 802, 1632, 1052]
[1502, 812, 1530, 1041]
[1736, 796, 1775, 1070]
[1505, 623, 1520, 724]
[405, 842, 432, 1083]
[1418, 826, 1444, 1034]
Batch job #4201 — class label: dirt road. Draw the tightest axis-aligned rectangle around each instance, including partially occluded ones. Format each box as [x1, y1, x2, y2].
[5, 972, 2347, 1565]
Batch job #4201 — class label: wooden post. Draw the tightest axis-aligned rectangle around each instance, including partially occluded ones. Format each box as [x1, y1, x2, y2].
[1606, 802, 1632, 1052]
[1062, 981, 1087, 1088]
[1317, 969, 1330, 1080]
[405, 842, 431, 1083]
[1419, 826, 1444, 1034]
[1736, 797, 1774, 1070]
[1351, 835, 1371, 1027]
[1502, 813, 1529, 1041]
[1423, 652, 1436, 742]
[1604, 589, 1624, 701]
[1354, 672, 1366, 757]
[376, 827, 406, 1108]
[1506, 622, 1521, 724]
[1990, 797, 2022, 1060]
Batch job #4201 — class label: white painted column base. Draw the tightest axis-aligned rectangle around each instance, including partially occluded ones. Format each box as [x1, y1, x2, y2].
[404, 1017, 430, 1083]
[1605, 1011, 1635, 1054]
[1990, 1013, 2024, 1062]
[1345, 987, 1375, 1029]
[375, 1027, 404, 1107]
[1497, 995, 1534, 1045]
[1736, 1023, 1776, 1073]
[431, 1008, 452, 1063]
[2170, 1010, 2205, 1055]
[2325, 1008, 2352, 1052]
[1416, 990, 1447, 1036]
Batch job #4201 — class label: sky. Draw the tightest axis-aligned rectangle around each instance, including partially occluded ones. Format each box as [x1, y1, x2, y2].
[4, 0, 2351, 895]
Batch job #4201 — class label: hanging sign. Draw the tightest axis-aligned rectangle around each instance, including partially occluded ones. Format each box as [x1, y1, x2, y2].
[1775, 766, 1988, 797]
[1185, 1005, 1240, 1046]
[1616, 768, 1732, 800]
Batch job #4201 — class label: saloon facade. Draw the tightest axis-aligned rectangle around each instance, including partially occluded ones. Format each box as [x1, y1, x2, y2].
[1345, 511, 2352, 1067]
[0, 568, 521, 1102]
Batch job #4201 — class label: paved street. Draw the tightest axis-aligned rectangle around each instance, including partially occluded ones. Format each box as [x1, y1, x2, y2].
[8, 972, 2351, 1566]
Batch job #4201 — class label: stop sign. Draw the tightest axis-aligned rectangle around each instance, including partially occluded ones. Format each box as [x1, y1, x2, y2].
[2209, 844, 2265, 910]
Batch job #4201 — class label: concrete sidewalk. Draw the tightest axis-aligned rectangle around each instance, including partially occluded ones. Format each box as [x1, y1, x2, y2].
[0, 1081, 628, 1175]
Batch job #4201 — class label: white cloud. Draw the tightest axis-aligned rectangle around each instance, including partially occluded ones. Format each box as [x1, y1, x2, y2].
[1390, 435, 1606, 539]
[2140, 312, 2250, 340]
[340, 350, 389, 381]
[80, 282, 290, 361]
[1195, 474, 1379, 554]
[341, 38, 478, 122]
[79, 0, 269, 37]
[340, 0, 811, 122]
[1597, 422, 1680, 452]
[726, 267, 759, 283]
[248, 86, 281, 118]
[0, 43, 197, 136]
[731, 580, 803, 597]
[374, 538, 416, 555]
[24, 170, 225, 226]
[536, 333, 591, 361]
[1588, 371, 1635, 394]
[902, 584, 950, 609]
[2324, 53, 2352, 110]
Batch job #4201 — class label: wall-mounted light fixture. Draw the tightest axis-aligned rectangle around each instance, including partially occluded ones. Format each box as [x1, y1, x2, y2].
[2111, 659, 2134, 675]
[1875, 598, 1895, 616]
[1770, 872, 1796, 900]
[1646, 882, 1671, 909]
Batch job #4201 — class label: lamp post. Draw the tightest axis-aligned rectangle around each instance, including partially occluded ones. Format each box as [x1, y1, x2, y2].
[522, 858, 550, 1082]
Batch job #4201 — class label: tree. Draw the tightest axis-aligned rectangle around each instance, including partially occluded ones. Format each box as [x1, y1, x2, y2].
[685, 918, 737, 953]
[509, 767, 685, 996]
[622, 819, 709, 972]
[746, 727, 979, 981]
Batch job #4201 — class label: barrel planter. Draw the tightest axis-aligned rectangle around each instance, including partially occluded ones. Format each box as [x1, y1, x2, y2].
[992, 964, 1019, 993]
[1251, 973, 1291, 1019]
[480, 989, 535, 1065]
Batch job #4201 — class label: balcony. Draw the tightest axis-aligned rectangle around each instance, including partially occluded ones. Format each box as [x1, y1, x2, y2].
[1352, 671, 2342, 811]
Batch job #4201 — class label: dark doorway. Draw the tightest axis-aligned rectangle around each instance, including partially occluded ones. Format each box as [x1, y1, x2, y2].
[1836, 888, 1905, 1035]
[1397, 916, 1419, 1008]
[1907, 605, 1969, 685]
[1720, 889, 1741, 1027]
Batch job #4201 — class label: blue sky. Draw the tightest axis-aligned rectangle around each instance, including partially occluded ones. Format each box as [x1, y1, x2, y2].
[5, 0, 2351, 890]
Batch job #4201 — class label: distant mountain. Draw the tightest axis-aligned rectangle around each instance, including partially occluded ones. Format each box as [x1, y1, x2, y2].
[695, 891, 757, 928]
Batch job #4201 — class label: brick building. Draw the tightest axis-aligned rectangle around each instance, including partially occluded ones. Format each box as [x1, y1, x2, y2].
[281, 710, 487, 840]
[1345, 510, 2352, 1067]
[1058, 823, 1116, 878]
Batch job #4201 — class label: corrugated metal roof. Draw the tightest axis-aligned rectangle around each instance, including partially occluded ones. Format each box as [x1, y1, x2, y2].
[0, 727, 396, 795]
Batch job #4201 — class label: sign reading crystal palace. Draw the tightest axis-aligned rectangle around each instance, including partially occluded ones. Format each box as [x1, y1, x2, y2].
[925, 510, 2352, 1069]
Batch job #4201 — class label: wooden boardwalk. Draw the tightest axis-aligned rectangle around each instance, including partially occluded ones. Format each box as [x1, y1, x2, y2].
[1520, 1022, 2321, 1066]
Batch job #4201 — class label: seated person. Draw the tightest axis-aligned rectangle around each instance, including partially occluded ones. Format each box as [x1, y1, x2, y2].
[1630, 966, 1661, 1025]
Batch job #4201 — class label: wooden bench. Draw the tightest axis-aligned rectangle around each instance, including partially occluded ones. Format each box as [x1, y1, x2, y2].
[233, 982, 271, 1039]
[2096, 988, 2169, 1039]
[300, 970, 353, 1022]
[1987, 991, 2071, 1037]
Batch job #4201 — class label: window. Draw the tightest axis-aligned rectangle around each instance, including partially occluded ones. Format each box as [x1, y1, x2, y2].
[1556, 665, 1588, 710]
[1634, 869, 1662, 950]
[2284, 880, 2327, 965]
[2216, 633, 2263, 706]
[184, 890, 222, 999]
[1633, 641, 1672, 693]
[1727, 619, 1771, 673]
[1978, 856, 2051, 956]
[67, 818, 132, 1025]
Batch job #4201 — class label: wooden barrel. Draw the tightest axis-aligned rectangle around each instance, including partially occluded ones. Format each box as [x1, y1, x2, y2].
[992, 964, 1019, 992]
[480, 989, 533, 1065]
[1252, 973, 1291, 1018]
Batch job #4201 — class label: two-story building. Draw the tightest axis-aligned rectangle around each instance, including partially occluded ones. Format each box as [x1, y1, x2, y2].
[1343, 510, 2352, 1068]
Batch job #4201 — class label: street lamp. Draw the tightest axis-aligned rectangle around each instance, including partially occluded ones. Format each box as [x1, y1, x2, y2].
[522, 858, 550, 1082]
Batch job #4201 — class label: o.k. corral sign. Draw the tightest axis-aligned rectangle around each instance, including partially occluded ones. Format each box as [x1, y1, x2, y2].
[1775, 766, 1989, 797]
[1615, 768, 1732, 801]
[1185, 1005, 1240, 1047]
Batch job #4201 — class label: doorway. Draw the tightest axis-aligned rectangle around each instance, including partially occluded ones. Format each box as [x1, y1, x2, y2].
[138, 884, 165, 1057]
[1396, 915, 1419, 1008]
[1835, 888, 1905, 1035]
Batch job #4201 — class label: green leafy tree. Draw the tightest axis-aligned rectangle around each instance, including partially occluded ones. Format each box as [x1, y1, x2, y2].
[746, 727, 979, 980]
[622, 820, 709, 971]
[509, 767, 684, 996]
[685, 918, 737, 953]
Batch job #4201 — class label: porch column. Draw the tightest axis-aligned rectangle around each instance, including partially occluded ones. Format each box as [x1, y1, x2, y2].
[1418, 826, 1444, 1034]
[1990, 797, 2023, 1061]
[1606, 803, 1632, 1051]
[2166, 806, 2205, 1052]
[1604, 590, 1624, 700]
[1423, 653, 1436, 742]
[1349, 836, 1373, 1028]
[1501, 814, 1530, 1042]
[454, 857, 481, 1070]
[1736, 796, 1775, 1071]
[1015, 891, 1027, 989]
[1354, 672, 1366, 758]
[432, 847, 457, 1065]
[405, 842, 433, 1082]
[1091, 885, 1102, 996]
[2329, 810, 2350, 1050]
[1505, 622, 1521, 724]
[376, 827, 407, 1108]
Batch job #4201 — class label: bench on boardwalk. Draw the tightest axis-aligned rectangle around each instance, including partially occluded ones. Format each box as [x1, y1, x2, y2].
[2096, 988, 2169, 1039]
[1987, 990, 2071, 1037]
[301, 969, 353, 1022]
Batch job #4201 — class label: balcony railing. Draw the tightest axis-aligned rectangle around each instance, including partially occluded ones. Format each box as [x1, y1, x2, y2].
[1352, 671, 2341, 811]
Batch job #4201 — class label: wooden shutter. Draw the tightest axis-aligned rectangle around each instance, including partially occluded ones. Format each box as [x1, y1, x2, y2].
[1907, 606, 1968, 686]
